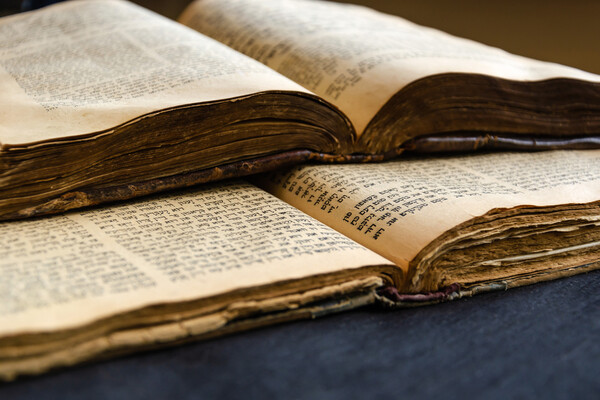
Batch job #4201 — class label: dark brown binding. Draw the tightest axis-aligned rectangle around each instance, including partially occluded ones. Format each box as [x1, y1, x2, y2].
[359, 73, 600, 153]
[376, 283, 461, 305]
[0, 150, 314, 221]
[403, 133, 600, 153]
[0, 150, 388, 221]
[4, 132, 600, 221]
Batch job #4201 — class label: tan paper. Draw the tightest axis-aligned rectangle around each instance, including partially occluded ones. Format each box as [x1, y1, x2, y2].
[258, 150, 600, 271]
[0, 0, 307, 146]
[0, 181, 390, 337]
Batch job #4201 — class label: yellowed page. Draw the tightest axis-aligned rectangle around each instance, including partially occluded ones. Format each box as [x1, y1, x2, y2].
[180, 0, 600, 134]
[0, 181, 390, 337]
[0, 0, 307, 146]
[257, 150, 600, 274]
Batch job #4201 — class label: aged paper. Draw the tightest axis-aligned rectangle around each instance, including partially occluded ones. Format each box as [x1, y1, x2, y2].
[257, 150, 600, 273]
[0, 0, 307, 146]
[181, 0, 600, 134]
[0, 181, 390, 336]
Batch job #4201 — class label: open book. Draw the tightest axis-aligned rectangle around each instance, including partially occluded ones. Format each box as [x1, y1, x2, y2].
[1, 0, 600, 220]
[1, 149, 600, 380]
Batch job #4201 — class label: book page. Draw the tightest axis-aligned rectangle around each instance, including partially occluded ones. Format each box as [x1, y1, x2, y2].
[0, 181, 390, 336]
[181, 0, 600, 134]
[0, 0, 307, 146]
[257, 150, 600, 273]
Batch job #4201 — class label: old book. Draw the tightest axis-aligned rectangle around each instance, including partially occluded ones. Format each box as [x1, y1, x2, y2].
[1, 0, 600, 220]
[1, 149, 599, 380]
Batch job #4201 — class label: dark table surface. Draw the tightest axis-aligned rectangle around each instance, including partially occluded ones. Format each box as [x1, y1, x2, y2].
[2, 269, 599, 400]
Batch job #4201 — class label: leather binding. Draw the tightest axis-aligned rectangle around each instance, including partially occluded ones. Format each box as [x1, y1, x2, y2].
[4, 133, 600, 221]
